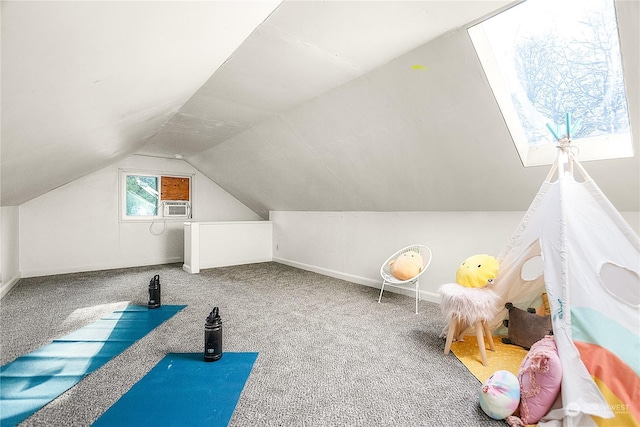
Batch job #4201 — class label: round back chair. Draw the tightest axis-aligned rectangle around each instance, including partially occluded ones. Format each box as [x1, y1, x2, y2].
[378, 244, 432, 314]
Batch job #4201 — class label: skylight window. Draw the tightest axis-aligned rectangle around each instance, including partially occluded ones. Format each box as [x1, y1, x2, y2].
[469, 0, 633, 167]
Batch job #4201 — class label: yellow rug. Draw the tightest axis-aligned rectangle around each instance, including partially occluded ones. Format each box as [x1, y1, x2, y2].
[450, 335, 528, 384]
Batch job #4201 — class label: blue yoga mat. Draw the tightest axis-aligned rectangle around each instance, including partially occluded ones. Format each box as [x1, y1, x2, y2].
[93, 352, 258, 427]
[0, 305, 185, 426]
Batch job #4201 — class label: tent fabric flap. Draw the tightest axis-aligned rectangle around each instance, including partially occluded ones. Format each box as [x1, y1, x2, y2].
[490, 174, 640, 426]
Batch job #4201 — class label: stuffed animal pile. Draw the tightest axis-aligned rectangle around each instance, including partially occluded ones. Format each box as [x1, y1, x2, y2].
[479, 336, 563, 426]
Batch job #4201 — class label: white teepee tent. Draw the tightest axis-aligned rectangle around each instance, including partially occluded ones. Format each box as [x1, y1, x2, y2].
[489, 144, 640, 427]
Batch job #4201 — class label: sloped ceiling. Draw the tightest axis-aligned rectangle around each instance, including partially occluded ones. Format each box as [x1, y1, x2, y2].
[1, 0, 280, 206]
[2, 1, 639, 219]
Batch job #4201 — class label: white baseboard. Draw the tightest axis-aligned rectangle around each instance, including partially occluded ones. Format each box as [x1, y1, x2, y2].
[0, 274, 21, 300]
[200, 256, 272, 271]
[273, 257, 441, 304]
[21, 257, 183, 278]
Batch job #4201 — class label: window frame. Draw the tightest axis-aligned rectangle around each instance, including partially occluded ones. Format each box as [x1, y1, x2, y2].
[119, 169, 194, 222]
[467, 0, 634, 167]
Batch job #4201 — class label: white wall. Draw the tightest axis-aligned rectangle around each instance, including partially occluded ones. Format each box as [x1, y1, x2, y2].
[183, 221, 273, 273]
[15, 152, 640, 288]
[19, 155, 262, 277]
[271, 210, 640, 302]
[1, 206, 21, 297]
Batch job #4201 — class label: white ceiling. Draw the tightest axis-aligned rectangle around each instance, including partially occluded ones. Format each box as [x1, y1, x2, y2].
[1, 0, 281, 205]
[138, 0, 513, 158]
[2, 1, 639, 219]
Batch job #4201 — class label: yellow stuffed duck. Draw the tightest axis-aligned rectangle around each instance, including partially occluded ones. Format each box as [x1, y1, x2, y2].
[455, 253, 499, 288]
[389, 250, 423, 281]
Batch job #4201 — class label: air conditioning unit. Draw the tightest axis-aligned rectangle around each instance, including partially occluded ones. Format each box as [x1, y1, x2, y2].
[163, 201, 190, 217]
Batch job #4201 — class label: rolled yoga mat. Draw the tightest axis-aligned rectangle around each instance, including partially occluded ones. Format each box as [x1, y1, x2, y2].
[0, 305, 186, 426]
[93, 352, 259, 427]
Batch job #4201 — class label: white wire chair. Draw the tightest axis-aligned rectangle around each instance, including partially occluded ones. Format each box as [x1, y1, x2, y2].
[378, 245, 432, 314]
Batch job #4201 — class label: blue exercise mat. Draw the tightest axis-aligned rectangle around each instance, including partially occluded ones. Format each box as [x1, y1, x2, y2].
[0, 305, 186, 426]
[93, 352, 258, 427]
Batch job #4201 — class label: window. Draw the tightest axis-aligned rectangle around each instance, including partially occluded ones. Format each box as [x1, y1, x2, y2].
[120, 170, 192, 221]
[469, 0, 633, 166]
[126, 175, 159, 217]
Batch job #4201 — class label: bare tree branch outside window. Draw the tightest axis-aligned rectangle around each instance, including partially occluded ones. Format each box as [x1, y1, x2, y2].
[511, 0, 629, 145]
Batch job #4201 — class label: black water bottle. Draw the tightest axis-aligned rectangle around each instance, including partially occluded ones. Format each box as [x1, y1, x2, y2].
[204, 307, 222, 362]
[148, 274, 161, 309]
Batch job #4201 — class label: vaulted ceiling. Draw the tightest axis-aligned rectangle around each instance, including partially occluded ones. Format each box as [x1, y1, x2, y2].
[2, 1, 639, 218]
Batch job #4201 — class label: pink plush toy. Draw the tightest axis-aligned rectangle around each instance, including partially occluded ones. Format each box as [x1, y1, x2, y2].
[515, 336, 562, 425]
[389, 251, 423, 281]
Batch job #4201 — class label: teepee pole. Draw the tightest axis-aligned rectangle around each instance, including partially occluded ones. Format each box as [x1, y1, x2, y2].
[546, 113, 590, 181]
[565, 114, 574, 176]
[545, 160, 559, 183]
[567, 151, 593, 182]
[557, 143, 569, 178]
[568, 152, 574, 176]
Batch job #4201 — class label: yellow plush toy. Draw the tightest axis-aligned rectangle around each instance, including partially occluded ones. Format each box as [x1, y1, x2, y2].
[456, 254, 499, 288]
[390, 250, 423, 281]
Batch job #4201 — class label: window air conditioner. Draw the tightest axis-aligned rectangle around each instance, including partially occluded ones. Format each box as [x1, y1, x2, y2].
[163, 201, 190, 217]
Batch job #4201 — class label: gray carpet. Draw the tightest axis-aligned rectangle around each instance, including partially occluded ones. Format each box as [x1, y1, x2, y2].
[1, 262, 505, 426]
